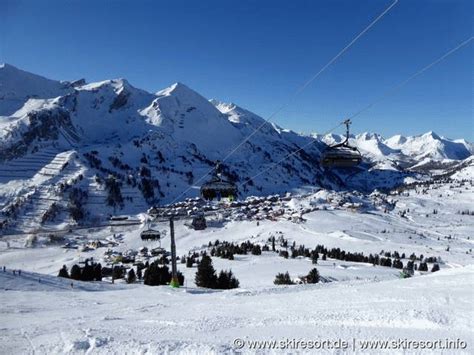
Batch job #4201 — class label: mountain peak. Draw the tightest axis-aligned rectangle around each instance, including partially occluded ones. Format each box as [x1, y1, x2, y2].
[357, 132, 383, 141]
[157, 82, 195, 96]
[422, 131, 441, 140]
[0, 62, 17, 70]
[170, 81, 188, 90]
[155, 82, 213, 110]
[80, 78, 132, 92]
[0, 63, 34, 76]
[0, 63, 73, 116]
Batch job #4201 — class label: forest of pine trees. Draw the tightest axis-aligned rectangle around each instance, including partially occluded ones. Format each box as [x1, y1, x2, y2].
[58, 261, 102, 281]
[199, 238, 441, 275]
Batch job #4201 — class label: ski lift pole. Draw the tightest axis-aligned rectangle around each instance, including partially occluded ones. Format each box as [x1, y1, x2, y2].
[344, 119, 351, 141]
[169, 217, 179, 288]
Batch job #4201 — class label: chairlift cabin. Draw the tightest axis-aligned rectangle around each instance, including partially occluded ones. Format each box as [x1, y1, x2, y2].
[150, 247, 167, 256]
[200, 161, 238, 201]
[191, 214, 207, 230]
[321, 119, 362, 168]
[140, 229, 161, 241]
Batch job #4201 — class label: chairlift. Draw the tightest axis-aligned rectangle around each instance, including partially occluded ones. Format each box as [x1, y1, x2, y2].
[140, 218, 162, 241]
[200, 161, 238, 201]
[321, 119, 362, 168]
[140, 229, 161, 241]
[191, 213, 207, 230]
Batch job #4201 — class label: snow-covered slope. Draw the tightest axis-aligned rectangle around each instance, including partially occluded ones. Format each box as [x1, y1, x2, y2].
[1, 266, 472, 354]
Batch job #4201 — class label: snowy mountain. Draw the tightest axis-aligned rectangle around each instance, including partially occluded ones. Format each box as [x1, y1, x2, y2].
[0, 64, 472, 232]
[385, 131, 473, 161]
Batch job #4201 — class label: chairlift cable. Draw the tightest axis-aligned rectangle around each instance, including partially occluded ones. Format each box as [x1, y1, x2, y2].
[219, 0, 399, 164]
[169, 0, 399, 204]
[237, 121, 345, 189]
[347, 36, 474, 122]
[238, 36, 474, 188]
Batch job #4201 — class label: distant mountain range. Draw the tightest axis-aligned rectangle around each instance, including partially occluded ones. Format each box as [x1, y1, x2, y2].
[0, 63, 472, 232]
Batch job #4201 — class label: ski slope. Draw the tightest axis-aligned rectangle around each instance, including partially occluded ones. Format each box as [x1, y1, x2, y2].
[1, 178, 473, 353]
[1, 265, 472, 354]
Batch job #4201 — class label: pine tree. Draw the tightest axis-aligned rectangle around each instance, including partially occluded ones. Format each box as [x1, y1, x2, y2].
[274, 272, 294, 285]
[177, 271, 185, 286]
[228, 270, 240, 289]
[431, 263, 440, 272]
[216, 270, 230, 289]
[81, 263, 95, 281]
[94, 263, 102, 281]
[291, 249, 297, 259]
[213, 269, 239, 289]
[144, 262, 172, 286]
[140, 177, 155, 200]
[251, 245, 262, 255]
[143, 261, 171, 286]
[70, 264, 82, 280]
[195, 255, 217, 288]
[137, 268, 143, 280]
[418, 262, 428, 272]
[112, 266, 125, 280]
[311, 252, 318, 264]
[368, 254, 375, 265]
[392, 259, 404, 269]
[105, 175, 123, 207]
[126, 269, 136, 284]
[58, 265, 70, 278]
[144, 263, 157, 285]
[306, 268, 320, 284]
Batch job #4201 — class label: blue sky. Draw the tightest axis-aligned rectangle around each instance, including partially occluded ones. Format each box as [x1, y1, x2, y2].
[1, 0, 472, 139]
